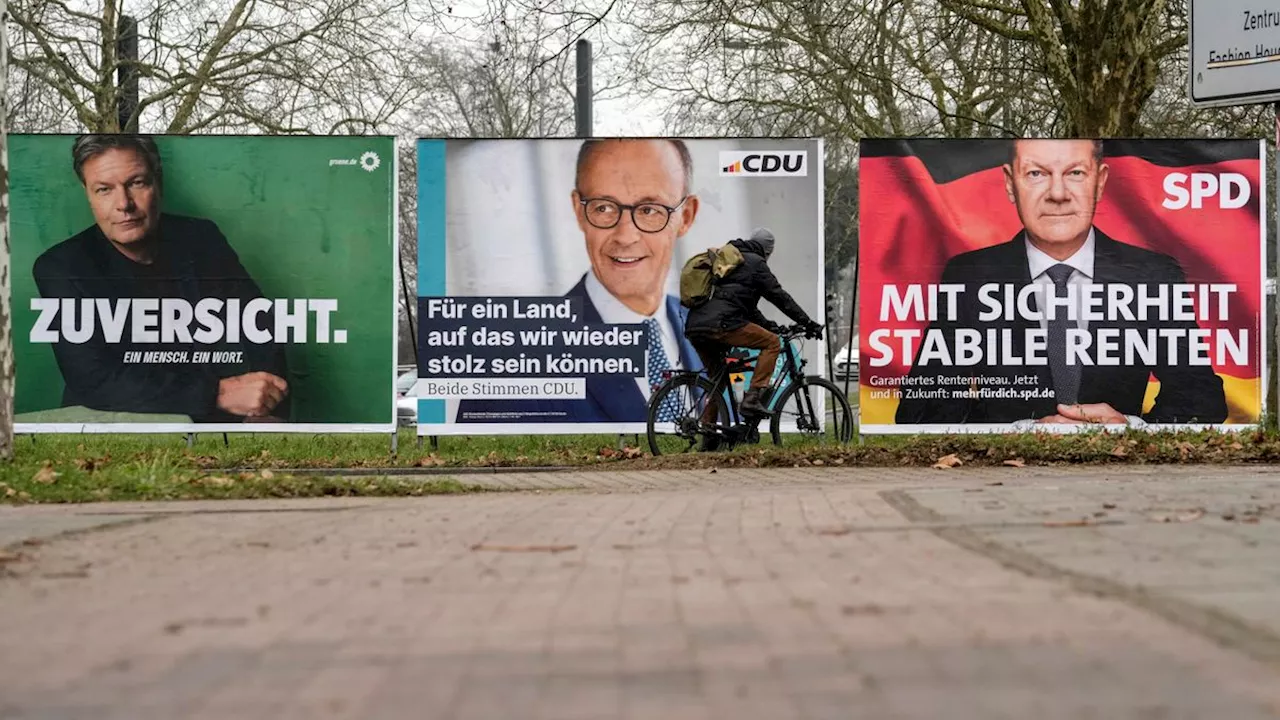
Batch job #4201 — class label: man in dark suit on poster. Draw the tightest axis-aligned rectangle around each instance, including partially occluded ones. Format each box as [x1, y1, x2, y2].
[32, 134, 290, 423]
[456, 138, 703, 424]
[894, 138, 1228, 426]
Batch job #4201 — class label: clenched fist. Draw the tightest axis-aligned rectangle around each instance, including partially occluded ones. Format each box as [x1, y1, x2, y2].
[217, 372, 288, 417]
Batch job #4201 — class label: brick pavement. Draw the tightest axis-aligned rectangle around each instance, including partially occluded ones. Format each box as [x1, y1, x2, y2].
[1, 465, 1279, 719]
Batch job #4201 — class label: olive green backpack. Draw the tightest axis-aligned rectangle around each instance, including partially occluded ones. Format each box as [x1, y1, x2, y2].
[679, 243, 745, 309]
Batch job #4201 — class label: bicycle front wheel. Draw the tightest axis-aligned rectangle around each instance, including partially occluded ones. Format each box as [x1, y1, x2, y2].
[769, 376, 855, 447]
[646, 374, 728, 456]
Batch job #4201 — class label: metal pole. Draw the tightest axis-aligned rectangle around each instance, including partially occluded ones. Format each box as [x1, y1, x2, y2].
[117, 15, 139, 132]
[398, 241, 418, 366]
[575, 39, 593, 138]
[846, 254, 861, 442]
[1272, 103, 1279, 428]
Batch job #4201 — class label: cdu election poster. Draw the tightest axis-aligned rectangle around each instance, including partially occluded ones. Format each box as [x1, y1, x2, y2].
[859, 138, 1265, 433]
[11, 134, 397, 433]
[415, 138, 826, 435]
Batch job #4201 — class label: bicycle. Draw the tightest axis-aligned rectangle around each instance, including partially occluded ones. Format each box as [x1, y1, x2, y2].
[645, 324, 855, 455]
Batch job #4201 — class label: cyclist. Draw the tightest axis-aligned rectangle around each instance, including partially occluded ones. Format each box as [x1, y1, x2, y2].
[684, 227, 822, 441]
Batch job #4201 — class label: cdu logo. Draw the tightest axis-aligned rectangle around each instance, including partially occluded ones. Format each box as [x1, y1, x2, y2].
[720, 150, 807, 177]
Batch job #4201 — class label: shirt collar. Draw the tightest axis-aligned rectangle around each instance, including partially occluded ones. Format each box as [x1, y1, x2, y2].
[585, 269, 671, 328]
[584, 269, 679, 363]
[1025, 227, 1095, 280]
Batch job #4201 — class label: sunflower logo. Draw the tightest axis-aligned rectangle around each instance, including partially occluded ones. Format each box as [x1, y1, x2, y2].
[359, 151, 381, 172]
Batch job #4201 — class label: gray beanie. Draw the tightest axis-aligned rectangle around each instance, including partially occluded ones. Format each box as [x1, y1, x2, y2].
[749, 227, 776, 257]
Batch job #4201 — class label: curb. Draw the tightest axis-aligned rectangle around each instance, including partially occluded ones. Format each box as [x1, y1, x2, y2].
[225, 465, 584, 477]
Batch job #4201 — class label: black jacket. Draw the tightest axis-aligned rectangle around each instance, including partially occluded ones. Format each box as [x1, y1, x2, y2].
[683, 238, 812, 337]
[32, 214, 290, 422]
[894, 229, 1228, 424]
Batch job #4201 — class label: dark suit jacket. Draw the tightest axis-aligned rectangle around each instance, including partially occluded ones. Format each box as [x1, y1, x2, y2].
[454, 274, 702, 423]
[32, 214, 289, 422]
[894, 229, 1228, 424]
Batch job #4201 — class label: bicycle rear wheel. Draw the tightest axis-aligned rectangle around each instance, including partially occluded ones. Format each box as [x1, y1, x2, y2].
[646, 374, 728, 456]
[769, 376, 854, 447]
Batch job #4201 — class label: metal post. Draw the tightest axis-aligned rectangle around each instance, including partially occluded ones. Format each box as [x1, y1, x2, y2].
[1272, 103, 1279, 428]
[398, 235, 418, 366]
[117, 15, 139, 132]
[391, 430, 398, 458]
[185, 433, 194, 448]
[845, 254, 860, 442]
[575, 39, 593, 138]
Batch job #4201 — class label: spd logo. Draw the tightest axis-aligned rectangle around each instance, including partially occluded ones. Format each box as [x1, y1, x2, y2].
[719, 151, 807, 177]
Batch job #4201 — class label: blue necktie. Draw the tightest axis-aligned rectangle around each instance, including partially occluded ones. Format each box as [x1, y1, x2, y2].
[644, 318, 679, 422]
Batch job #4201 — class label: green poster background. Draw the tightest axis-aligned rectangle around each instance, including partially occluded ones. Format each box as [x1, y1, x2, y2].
[11, 134, 396, 425]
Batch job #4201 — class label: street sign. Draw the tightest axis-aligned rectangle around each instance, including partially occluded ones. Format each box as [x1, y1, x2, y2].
[1190, 1, 1280, 107]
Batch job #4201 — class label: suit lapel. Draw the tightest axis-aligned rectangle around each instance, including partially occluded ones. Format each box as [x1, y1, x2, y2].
[569, 273, 646, 421]
[995, 234, 1055, 395]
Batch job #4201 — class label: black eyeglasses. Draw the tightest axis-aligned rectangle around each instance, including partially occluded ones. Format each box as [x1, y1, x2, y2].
[578, 196, 688, 233]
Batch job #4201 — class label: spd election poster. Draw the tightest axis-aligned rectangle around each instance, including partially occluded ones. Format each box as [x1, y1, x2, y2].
[859, 138, 1264, 433]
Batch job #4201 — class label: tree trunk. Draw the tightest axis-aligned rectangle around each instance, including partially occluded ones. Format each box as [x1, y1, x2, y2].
[0, 0, 13, 460]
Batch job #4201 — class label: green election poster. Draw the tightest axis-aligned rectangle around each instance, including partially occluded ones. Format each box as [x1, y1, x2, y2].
[10, 134, 396, 431]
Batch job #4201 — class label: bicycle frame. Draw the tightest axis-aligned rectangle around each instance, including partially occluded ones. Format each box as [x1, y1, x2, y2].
[695, 333, 809, 433]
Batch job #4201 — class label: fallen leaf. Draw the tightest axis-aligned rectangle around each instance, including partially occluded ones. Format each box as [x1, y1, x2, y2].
[1222, 513, 1236, 521]
[259, 450, 271, 459]
[470, 543, 577, 553]
[816, 527, 852, 536]
[1102, 503, 1117, 509]
[1110, 443, 1128, 458]
[1002, 458, 1025, 468]
[813, 459, 825, 466]
[1176, 509, 1205, 523]
[622, 446, 643, 459]
[984, 480, 1004, 486]
[709, 468, 717, 474]
[416, 454, 444, 467]
[1043, 518, 1094, 527]
[32, 463, 59, 484]
[598, 446, 619, 459]
[206, 476, 235, 487]
[0, 551, 22, 563]
[1230, 441, 1244, 450]
[932, 453, 962, 469]
[260, 469, 275, 480]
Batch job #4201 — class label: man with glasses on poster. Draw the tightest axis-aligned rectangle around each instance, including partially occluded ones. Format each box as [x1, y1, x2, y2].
[456, 138, 704, 423]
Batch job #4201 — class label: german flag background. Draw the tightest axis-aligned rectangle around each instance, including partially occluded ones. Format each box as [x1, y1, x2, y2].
[858, 138, 1264, 427]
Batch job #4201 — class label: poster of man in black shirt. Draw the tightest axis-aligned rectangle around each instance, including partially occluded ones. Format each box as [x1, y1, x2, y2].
[31, 134, 290, 423]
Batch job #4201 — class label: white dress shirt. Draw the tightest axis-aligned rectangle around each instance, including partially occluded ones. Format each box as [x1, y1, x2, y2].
[584, 271, 680, 400]
[1021, 229, 1144, 428]
[1025, 228, 1094, 332]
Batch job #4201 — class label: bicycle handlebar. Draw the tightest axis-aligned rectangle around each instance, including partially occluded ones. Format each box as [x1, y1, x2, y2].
[779, 323, 825, 340]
